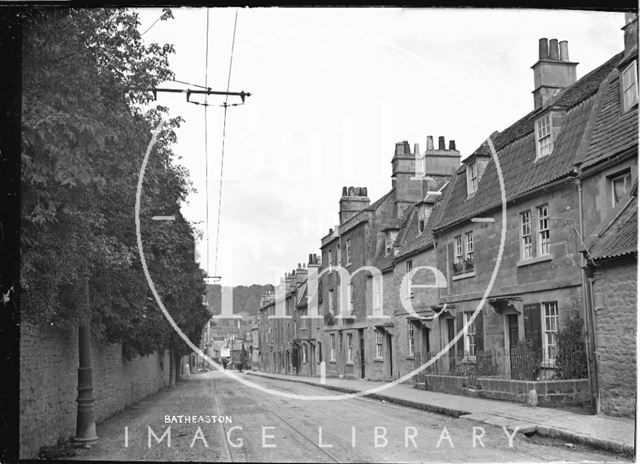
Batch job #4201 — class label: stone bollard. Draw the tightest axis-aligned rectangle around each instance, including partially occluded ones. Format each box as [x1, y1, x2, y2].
[527, 389, 539, 407]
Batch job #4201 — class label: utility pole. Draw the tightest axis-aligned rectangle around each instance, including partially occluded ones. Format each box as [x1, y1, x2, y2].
[74, 267, 97, 444]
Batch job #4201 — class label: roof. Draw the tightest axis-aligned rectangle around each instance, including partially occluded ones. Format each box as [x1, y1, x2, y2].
[581, 52, 639, 168]
[435, 51, 626, 232]
[395, 184, 449, 259]
[588, 184, 638, 261]
[365, 189, 394, 211]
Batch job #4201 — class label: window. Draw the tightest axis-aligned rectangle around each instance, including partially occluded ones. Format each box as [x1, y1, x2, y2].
[328, 289, 334, 314]
[535, 113, 553, 158]
[406, 260, 413, 273]
[408, 323, 415, 356]
[345, 239, 352, 265]
[302, 343, 307, 363]
[465, 232, 474, 265]
[520, 210, 533, 259]
[348, 284, 354, 315]
[328, 248, 333, 266]
[463, 312, 476, 357]
[611, 171, 632, 206]
[375, 330, 383, 358]
[466, 161, 479, 195]
[317, 342, 323, 363]
[621, 60, 638, 112]
[347, 333, 353, 363]
[330, 334, 336, 361]
[537, 205, 550, 256]
[454, 235, 463, 264]
[300, 309, 307, 329]
[385, 231, 398, 256]
[542, 302, 559, 364]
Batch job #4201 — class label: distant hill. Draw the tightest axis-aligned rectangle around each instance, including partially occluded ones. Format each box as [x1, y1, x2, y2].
[205, 283, 274, 319]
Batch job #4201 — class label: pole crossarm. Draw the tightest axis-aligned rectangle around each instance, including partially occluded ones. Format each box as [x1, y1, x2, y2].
[144, 87, 252, 103]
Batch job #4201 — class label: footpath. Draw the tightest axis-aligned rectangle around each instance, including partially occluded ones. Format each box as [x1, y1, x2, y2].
[247, 371, 635, 457]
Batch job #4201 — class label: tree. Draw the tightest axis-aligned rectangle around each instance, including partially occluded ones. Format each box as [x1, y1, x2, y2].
[22, 8, 209, 383]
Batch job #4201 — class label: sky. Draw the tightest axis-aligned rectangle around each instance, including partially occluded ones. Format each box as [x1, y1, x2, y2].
[134, 7, 627, 287]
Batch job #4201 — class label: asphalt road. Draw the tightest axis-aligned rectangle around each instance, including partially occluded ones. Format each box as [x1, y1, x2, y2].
[70, 370, 629, 462]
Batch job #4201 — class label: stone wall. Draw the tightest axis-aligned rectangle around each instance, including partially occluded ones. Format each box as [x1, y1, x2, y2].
[20, 321, 170, 459]
[592, 257, 637, 418]
[419, 374, 591, 407]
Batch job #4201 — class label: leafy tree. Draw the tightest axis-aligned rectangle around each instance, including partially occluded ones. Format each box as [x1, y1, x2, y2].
[22, 8, 209, 382]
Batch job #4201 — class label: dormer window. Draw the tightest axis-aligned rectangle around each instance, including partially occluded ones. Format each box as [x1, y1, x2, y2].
[621, 60, 638, 113]
[535, 113, 553, 158]
[418, 206, 431, 234]
[384, 231, 398, 256]
[466, 161, 478, 196]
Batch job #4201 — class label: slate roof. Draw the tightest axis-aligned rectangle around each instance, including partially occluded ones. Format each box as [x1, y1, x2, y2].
[395, 185, 449, 259]
[581, 53, 639, 168]
[435, 51, 626, 232]
[588, 184, 638, 261]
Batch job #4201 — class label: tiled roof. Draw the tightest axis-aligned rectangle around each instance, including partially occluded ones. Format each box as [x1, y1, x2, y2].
[581, 52, 639, 168]
[434, 52, 625, 232]
[589, 185, 638, 261]
[396, 185, 449, 259]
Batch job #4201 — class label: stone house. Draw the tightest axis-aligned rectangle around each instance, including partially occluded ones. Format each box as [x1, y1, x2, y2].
[579, 13, 638, 417]
[319, 138, 459, 380]
[429, 33, 636, 406]
[390, 186, 450, 381]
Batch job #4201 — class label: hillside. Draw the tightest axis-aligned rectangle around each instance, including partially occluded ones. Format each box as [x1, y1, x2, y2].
[205, 283, 274, 319]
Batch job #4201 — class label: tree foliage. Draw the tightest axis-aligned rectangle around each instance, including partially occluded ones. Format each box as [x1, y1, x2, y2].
[22, 8, 210, 358]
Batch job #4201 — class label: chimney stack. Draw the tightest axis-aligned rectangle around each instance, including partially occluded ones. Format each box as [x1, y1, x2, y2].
[548, 39, 559, 60]
[339, 185, 370, 224]
[559, 40, 569, 61]
[532, 38, 578, 110]
[426, 136, 434, 151]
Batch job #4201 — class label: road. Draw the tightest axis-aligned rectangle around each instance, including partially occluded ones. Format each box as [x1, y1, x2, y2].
[70, 370, 628, 462]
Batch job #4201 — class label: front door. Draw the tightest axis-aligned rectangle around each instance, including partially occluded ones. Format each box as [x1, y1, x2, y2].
[359, 329, 365, 379]
[386, 333, 393, 379]
[508, 314, 519, 376]
[446, 318, 455, 371]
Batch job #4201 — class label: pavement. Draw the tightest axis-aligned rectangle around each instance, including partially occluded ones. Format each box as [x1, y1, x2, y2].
[67, 371, 630, 462]
[246, 370, 636, 457]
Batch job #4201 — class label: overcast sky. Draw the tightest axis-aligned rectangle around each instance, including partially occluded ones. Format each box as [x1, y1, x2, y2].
[135, 7, 626, 286]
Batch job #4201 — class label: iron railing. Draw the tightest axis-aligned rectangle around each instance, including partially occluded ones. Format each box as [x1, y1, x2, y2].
[413, 346, 587, 384]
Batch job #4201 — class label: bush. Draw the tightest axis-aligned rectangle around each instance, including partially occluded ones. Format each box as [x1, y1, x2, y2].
[555, 311, 588, 379]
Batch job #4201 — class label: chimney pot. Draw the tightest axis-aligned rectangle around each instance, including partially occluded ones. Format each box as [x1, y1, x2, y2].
[538, 38, 549, 59]
[363, 187, 368, 196]
[559, 40, 569, 61]
[348, 186, 355, 196]
[426, 136, 434, 151]
[549, 39, 559, 60]
[438, 136, 445, 150]
[413, 143, 420, 156]
[342, 186, 347, 196]
[449, 140, 456, 150]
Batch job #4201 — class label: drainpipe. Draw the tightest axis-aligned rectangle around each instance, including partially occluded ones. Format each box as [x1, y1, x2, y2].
[577, 177, 599, 413]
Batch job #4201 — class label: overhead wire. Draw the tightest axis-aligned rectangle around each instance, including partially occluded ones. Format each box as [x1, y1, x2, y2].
[213, 9, 239, 277]
[204, 9, 211, 276]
